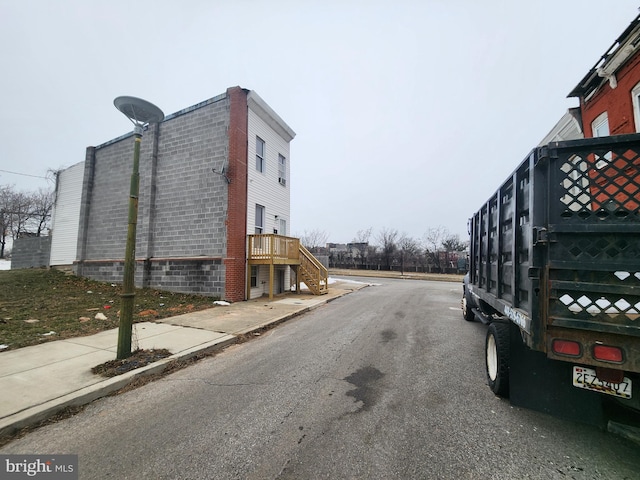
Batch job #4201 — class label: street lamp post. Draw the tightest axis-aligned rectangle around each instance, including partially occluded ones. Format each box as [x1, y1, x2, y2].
[113, 96, 164, 359]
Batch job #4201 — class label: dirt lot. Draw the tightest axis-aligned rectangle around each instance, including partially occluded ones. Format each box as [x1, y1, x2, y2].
[0, 268, 217, 351]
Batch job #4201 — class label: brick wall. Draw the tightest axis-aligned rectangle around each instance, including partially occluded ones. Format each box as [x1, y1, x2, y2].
[224, 87, 249, 301]
[581, 50, 640, 136]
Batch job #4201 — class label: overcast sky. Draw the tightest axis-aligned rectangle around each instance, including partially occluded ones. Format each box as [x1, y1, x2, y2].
[1, 1, 639, 244]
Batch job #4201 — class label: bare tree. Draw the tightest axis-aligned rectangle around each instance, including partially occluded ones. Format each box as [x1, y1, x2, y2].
[398, 234, 421, 275]
[299, 229, 329, 250]
[353, 227, 372, 244]
[29, 188, 54, 236]
[376, 227, 398, 270]
[0, 185, 54, 258]
[0, 186, 12, 258]
[423, 226, 448, 272]
[442, 233, 468, 253]
[10, 191, 32, 239]
[350, 228, 373, 269]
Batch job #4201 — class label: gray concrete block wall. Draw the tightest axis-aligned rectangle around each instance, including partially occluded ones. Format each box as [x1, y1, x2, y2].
[76, 146, 96, 268]
[144, 258, 224, 297]
[74, 94, 231, 297]
[151, 97, 229, 258]
[10, 236, 51, 269]
[78, 258, 224, 298]
[83, 137, 135, 260]
[77, 261, 124, 284]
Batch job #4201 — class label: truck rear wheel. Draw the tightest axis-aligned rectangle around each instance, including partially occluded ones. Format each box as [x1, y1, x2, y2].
[486, 322, 510, 397]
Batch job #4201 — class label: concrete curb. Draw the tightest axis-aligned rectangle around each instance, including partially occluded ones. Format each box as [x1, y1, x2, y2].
[233, 309, 311, 336]
[0, 335, 236, 439]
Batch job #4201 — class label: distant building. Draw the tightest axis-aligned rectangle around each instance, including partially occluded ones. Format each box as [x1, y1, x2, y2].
[327, 243, 348, 254]
[50, 87, 326, 301]
[347, 242, 369, 254]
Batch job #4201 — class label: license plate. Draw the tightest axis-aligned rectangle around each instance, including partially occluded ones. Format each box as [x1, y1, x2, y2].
[572, 366, 632, 399]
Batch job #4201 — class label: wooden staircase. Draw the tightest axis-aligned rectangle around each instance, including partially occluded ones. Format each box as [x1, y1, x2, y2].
[297, 244, 328, 295]
[247, 234, 328, 299]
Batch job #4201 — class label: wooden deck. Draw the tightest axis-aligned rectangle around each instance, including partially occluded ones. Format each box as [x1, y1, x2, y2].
[247, 234, 328, 299]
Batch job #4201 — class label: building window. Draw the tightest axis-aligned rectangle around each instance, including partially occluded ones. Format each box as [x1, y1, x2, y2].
[255, 204, 265, 234]
[250, 266, 258, 288]
[632, 82, 640, 133]
[278, 154, 287, 186]
[591, 112, 609, 138]
[591, 112, 611, 169]
[256, 137, 265, 173]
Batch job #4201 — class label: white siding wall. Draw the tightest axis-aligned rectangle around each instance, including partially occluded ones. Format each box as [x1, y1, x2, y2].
[256, 266, 271, 294]
[253, 266, 289, 296]
[49, 162, 84, 265]
[247, 100, 293, 299]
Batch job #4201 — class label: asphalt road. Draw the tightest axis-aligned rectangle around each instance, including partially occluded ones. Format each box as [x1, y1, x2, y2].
[2, 277, 639, 479]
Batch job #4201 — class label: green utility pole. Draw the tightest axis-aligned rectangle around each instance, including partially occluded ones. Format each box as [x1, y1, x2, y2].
[117, 128, 142, 359]
[113, 96, 164, 360]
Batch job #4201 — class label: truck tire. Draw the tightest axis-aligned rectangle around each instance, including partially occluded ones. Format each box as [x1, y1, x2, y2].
[486, 322, 510, 398]
[462, 290, 475, 322]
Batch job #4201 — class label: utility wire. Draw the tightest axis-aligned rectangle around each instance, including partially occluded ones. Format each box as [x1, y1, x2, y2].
[0, 169, 48, 179]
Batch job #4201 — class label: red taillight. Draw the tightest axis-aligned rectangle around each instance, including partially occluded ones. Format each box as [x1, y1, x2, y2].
[552, 339, 581, 357]
[593, 344, 624, 363]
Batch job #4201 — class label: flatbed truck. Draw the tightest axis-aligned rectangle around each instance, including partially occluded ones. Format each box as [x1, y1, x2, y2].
[463, 134, 640, 429]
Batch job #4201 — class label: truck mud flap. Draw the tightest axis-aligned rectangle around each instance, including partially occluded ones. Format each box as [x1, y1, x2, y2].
[508, 323, 605, 428]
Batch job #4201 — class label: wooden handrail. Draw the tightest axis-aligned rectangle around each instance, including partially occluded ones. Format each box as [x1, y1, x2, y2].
[248, 234, 300, 262]
[299, 244, 328, 295]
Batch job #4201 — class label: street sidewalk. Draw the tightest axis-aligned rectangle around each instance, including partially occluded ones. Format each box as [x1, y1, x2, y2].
[0, 279, 367, 440]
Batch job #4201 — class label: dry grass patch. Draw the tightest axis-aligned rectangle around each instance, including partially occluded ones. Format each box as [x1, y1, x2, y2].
[0, 268, 217, 351]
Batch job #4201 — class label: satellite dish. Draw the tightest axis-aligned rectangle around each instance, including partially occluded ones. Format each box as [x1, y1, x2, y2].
[114, 96, 164, 125]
